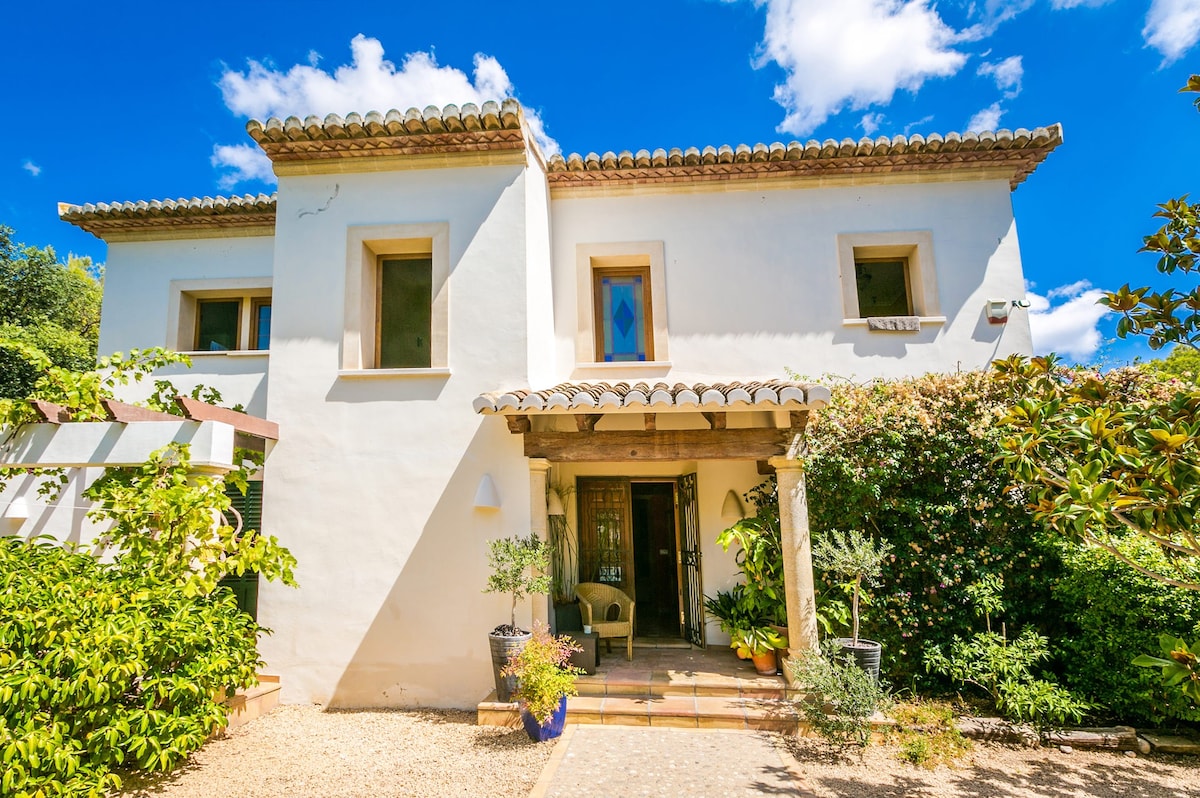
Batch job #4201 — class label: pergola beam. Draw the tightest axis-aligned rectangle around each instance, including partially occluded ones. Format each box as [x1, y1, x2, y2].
[523, 428, 799, 462]
[174, 395, 279, 440]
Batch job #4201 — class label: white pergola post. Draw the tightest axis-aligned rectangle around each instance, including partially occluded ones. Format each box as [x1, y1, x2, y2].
[769, 455, 819, 670]
[528, 457, 552, 630]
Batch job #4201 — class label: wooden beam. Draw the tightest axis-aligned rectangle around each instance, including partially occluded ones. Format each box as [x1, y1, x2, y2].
[643, 413, 656, 431]
[30, 400, 70, 424]
[524, 429, 792, 462]
[790, 410, 810, 430]
[101, 399, 181, 423]
[701, 411, 727, 430]
[506, 415, 531, 434]
[174, 396, 279, 440]
[757, 460, 775, 475]
[575, 414, 602, 432]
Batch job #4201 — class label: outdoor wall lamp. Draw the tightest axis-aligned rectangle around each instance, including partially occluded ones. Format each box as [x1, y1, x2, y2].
[721, 489, 745, 522]
[474, 474, 501, 509]
[546, 488, 565, 516]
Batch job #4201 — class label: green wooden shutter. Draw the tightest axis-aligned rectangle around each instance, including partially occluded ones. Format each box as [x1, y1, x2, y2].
[218, 482, 263, 620]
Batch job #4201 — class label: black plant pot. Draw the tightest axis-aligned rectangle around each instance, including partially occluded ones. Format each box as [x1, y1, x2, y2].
[553, 601, 583, 633]
[489, 629, 532, 703]
[833, 637, 882, 682]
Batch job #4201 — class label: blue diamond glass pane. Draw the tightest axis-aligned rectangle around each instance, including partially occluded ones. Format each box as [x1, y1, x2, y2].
[600, 275, 647, 362]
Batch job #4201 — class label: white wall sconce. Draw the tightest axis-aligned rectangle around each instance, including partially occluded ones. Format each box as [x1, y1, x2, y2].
[2, 496, 30, 520]
[474, 474, 501, 509]
[721, 489, 745, 522]
[546, 488, 565, 516]
[986, 298, 1010, 325]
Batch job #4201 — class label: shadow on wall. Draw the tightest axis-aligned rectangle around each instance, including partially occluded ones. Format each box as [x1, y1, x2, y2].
[3, 470, 91, 546]
[327, 417, 527, 709]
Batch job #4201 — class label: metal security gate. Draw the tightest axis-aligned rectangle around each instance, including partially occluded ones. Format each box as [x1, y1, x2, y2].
[577, 478, 635, 597]
[677, 473, 705, 647]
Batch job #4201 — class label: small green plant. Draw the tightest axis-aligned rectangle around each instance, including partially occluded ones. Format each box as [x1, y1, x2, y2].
[812, 528, 892, 645]
[716, 481, 788, 626]
[925, 577, 1089, 730]
[1133, 635, 1200, 714]
[484, 533, 551, 633]
[501, 623, 584, 724]
[546, 484, 577, 605]
[729, 625, 787, 658]
[704, 586, 764, 636]
[789, 642, 891, 749]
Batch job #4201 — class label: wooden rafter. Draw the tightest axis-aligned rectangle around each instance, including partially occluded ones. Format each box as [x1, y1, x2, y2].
[701, 411, 727, 430]
[174, 396, 279, 440]
[506, 416, 531, 434]
[643, 413, 656, 431]
[575, 414, 602, 432]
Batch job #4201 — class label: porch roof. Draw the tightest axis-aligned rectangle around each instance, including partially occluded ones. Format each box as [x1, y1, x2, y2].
[472, 380, 831, 415]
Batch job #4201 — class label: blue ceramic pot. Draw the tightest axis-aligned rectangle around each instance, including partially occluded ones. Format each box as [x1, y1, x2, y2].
[520, 695, 567, 742]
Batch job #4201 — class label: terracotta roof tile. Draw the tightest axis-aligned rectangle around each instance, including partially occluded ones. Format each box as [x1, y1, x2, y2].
[472, 380, 830, 414]
[58, 194, 277, 240]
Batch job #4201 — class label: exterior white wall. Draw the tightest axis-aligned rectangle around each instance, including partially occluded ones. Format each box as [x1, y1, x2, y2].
[551, 179, 1033, 383]
[96, 236, 274, 415]
[258, 164, 541, 708]
[60, 157, 1041, 712]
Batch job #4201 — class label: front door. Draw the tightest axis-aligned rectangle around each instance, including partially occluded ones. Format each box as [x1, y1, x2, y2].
[577, 476, 703, 644]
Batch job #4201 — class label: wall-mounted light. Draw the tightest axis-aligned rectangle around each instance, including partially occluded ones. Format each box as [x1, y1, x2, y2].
[546, 489, 565, 516]
[986, 299, 1010, 325]
[474, 474, 501, 509]
[2, 496, 30, 520]
[721, 489, 745, 522]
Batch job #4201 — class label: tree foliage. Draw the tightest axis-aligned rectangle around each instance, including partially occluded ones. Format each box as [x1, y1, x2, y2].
[0, 349, 295, 796]
[994, 76, 1200, 588]
[0, 224, 102, 399]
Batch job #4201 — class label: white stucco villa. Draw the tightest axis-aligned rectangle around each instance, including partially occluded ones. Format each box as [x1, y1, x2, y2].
[11, 99, 1060, 708]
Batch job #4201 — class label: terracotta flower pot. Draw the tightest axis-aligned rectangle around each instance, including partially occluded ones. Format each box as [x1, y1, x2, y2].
[751, 649, 779, 675]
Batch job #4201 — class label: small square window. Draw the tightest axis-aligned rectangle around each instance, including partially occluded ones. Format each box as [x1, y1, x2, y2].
[196, 300, 241, 351]
[594, 266, 652, 362]
[377, 256, 433, 369]
[854, 258, 912, 317]
[191, 296, 270, 352]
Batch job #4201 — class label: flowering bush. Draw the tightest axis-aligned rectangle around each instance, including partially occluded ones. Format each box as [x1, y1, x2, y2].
[501, 624, 583, 724]
[800, 370, 1061, 686]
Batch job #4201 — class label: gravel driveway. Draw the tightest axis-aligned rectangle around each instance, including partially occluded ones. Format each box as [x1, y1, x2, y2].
[119, 705, 1200, 798]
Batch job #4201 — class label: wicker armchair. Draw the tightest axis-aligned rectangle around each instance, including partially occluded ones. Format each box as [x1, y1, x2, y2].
[575, 582, 635, 661]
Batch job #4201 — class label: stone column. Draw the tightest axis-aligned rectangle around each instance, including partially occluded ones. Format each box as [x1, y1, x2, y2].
[529, 458, 552, 629]
[769, 456, 819, 666]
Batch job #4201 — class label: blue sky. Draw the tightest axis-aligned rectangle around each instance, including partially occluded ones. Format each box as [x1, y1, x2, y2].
[2, 0, 1197, 365]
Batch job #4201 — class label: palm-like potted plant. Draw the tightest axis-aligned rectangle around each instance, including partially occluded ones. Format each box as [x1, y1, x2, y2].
[483, 533, 551, 702]
[812, 528, 892, 681]
[501, 622, 583, 741]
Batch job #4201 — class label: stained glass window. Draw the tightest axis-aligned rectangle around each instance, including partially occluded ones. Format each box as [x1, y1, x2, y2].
[595, 268, 651, 362]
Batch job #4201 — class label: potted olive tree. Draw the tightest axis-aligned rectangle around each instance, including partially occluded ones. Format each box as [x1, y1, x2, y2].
[812, 528, 892, 681]
[484, 533, 551, 702]
[501, 622, 583, 741]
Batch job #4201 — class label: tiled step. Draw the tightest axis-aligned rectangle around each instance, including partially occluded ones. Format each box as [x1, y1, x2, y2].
[223, 675, 281, 732]
[573, 668, 793, 700]
[477, 692, 802, 731]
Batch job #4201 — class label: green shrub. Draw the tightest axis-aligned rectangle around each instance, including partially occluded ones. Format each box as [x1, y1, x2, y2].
[798, 371, 1061, 686]
[790, 642, 891, 748]
[0, 537, 262, 796]
[1053, 536, 1200, 723]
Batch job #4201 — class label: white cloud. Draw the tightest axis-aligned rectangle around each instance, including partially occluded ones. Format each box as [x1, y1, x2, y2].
[753, 0, 966, 135]
[1143, 0, 1200, 63]
[212, 34, 558, 189]
[967, 102, 1003, 131]
[22, 160, 41, 177]
[1050, 0, 1114, 8]
[1027, 280, 1109, 362]
[860, 112, 886, 136]
[212, 144, 276, 190]
[958, 0, 1037, 39]
[978, 55, 1023, 98]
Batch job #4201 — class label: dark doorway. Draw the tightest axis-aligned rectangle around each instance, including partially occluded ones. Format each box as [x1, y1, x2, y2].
[631, 482, 680, 637]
